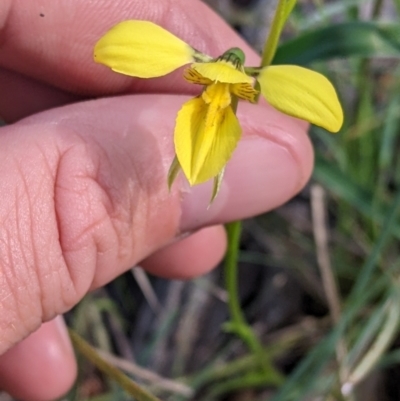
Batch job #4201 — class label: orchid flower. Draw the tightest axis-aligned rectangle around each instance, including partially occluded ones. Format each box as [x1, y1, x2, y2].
[94, 20, 343, 199]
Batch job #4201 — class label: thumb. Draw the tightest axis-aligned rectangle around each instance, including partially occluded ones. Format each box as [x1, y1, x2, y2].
[0, 93, 312, 353]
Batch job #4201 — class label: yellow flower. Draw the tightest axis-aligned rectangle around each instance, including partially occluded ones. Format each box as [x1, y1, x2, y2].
[94, 20, 343, 197]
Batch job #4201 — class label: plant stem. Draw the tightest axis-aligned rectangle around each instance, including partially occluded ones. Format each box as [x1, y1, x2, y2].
[261, 0, 297, 67]
[224, 222, 245, 325]
[224, 222, 284, 383]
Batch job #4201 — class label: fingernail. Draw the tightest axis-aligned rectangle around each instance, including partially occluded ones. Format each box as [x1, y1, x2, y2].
[180, 137, 301, 232]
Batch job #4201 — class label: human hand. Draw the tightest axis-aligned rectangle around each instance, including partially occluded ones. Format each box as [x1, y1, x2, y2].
[0, 0, 313, 399]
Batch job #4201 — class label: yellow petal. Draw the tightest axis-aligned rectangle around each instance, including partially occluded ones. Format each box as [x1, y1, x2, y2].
[191, 61, 253, 84]
[257, 65, 343, 132]
[174, 97, 241, 185]
[94, 20, 196, 78]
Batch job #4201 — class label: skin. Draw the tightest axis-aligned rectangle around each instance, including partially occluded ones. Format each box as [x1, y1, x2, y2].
[0, 0, 314, 400]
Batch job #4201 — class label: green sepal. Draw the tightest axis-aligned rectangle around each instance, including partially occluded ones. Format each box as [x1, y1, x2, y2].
[210, 168, 225, 205]
[167, 155, 182, 190]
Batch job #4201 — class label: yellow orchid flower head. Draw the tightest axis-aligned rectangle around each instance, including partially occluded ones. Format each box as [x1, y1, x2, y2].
[94, 20, 343, 200]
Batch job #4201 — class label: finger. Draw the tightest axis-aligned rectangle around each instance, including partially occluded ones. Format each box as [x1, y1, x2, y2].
[0, 0, 260, 96]
[0, 316, 76, 401]
[0, 67, 79, 123]
[141, 225, 227, 279]
[0, 94, 312, 355]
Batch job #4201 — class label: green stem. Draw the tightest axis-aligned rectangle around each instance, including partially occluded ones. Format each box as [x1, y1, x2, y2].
[224, 222, 284, 383]
[225, 222, 245, 325]
[261, 0, 297, 67]
[68, 329, 162, 401]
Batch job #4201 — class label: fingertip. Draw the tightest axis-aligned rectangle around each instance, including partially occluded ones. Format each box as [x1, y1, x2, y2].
[141, 225, 227, 279]
[0, 317, 77, 401]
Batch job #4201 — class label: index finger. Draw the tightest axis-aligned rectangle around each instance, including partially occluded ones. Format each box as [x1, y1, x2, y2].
[0, 0, 260, 96]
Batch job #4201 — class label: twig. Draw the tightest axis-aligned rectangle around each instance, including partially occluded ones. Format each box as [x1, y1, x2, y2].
[311, 184, 342, 324]
[342, 294, 400, 395]
[311, 184, 351, 397]
[96, 348, 193, 397]
[131, 266, 161, 313]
